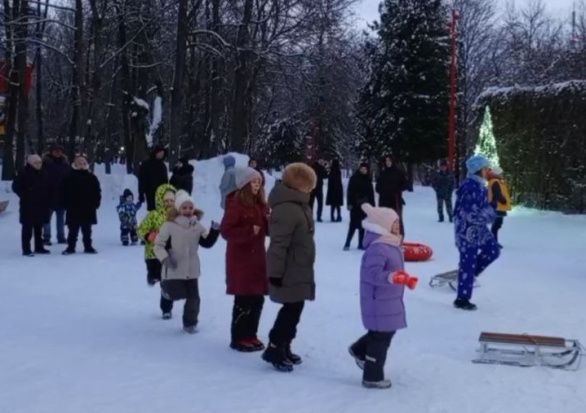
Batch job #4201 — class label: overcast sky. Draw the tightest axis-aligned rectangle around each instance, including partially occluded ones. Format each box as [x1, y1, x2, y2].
[353, 0, 577, 28]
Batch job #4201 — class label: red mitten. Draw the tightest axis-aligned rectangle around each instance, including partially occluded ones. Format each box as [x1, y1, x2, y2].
[390, 271, 418, 290]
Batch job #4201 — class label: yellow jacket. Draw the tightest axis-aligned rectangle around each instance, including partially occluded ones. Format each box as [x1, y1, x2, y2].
[488, 178, 512, 212]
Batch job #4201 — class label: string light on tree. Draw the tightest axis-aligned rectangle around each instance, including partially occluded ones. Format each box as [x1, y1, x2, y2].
[475, 106, 501, 168]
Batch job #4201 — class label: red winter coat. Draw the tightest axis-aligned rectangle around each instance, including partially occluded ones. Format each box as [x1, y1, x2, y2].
[221, 194, 269, 295]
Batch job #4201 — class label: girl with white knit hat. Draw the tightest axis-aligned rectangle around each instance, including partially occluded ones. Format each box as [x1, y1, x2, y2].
[154, 190, 220, 333]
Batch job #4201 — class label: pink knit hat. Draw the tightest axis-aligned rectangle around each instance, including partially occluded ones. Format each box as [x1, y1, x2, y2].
[361, 203, 399, 233]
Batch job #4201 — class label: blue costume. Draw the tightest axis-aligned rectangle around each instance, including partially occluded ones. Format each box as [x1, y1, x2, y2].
[453, 157, 500, 304]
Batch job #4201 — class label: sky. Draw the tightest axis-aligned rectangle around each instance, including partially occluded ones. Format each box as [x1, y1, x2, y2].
[353, 0, 578, 28]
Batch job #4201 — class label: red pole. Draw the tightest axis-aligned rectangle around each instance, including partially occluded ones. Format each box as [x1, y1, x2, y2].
[447, 9, 459, 171]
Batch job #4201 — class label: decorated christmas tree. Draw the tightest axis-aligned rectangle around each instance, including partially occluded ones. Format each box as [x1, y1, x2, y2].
[475, 106, 501, 168]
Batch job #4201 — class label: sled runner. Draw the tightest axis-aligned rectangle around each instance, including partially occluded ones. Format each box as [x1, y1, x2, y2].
[0, 200, 8, 214]
[429, 269, 480, 291]
[473, 332, 583, 370]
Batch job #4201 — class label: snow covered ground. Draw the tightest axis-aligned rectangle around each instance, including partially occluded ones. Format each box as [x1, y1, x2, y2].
[1, 156, 585, 413]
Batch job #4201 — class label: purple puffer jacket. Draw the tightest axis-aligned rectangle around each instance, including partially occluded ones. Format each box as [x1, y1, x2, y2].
[360, 231, 407, 332]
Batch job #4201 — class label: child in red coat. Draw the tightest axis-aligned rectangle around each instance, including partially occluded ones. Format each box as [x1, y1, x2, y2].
[221, 167, 269, 352]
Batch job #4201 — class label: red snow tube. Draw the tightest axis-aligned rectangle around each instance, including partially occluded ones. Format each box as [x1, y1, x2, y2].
[403, 242, 433, 262]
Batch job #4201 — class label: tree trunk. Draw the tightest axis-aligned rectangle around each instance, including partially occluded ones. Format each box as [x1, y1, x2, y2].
[230, 0, 253, 152]
[118, 9, 133, 174]
[169, 0, 188, 166]
[14, 0, 30, 169]
[1, 0, 18, 180]
[68, 0, 84, 159]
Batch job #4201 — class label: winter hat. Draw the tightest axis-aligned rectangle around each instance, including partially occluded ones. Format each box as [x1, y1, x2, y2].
[223, 155, 236, 168]
[27, 154, 42, 166]
[361, 203, 399, 234]
[174, 190, 194, 210]
[234, 167, 262, 190]
[123, 188, 134, 200]
[466, 155, 490, 175]
[282, 163, 317, 194]
[49, 143, 65, 152]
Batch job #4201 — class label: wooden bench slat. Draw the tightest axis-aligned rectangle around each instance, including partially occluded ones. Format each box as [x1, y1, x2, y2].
[479, 332, 566, 348]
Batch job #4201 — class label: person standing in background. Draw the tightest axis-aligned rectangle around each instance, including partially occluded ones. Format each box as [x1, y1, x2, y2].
[376, 156, 407, 235]
[138, 145, 168, 211]
[12, 155, 51, 256]
[309, 159, 327, 222]
[169, 157, 194, 194]
[220, 155, 237, 210]
[344, 163, 375, 250]
[42, 144, 70, 245]
[326, 159, 344, 222]
[432, 160, 455, 223]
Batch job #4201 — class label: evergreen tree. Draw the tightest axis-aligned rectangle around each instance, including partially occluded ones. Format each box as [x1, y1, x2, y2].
[474, 106, 500, 168]
[357, 0, 450, 163]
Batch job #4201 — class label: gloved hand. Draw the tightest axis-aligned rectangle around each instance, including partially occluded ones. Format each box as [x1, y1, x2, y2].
[164, 255, 178, 269]
[389, 271, 418, 290]
[211, 221, 220, 231]
[147, 231, 158, 243]
[269, 277, 282, 287]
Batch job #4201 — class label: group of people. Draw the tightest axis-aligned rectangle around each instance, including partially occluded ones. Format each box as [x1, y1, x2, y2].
[309, 156, 409, 252]
[10, 145, 512, 389]
[12, 144, 101, 256]
[132, 153, 408, 388]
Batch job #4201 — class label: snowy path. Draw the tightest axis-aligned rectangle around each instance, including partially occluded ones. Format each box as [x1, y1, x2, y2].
[1, 164, 585, 413]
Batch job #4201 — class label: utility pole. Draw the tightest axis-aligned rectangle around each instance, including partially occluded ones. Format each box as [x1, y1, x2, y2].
[448, 9, 460, 174]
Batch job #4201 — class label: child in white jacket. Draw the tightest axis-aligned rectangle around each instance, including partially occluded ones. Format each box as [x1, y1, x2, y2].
[154, 190, 219, 333]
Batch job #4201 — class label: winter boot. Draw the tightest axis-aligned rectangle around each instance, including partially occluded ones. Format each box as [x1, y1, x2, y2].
[22, 251, 35, 257]
[162, 312, 172, 320]
[84, 247, 98, 254]
[362, 380, 392, 389]
[230, 339, 262, 353]
[44, 240, 53, 246]
[453, 298, 477, 311]
[285, 343, 302, 365]
[348, 346, 365, 370]
[249, 337, 266, 351]
[62, 248, 75, 255]
[183, 325, 196, 334]
[35, 248, 51, 254]
[262, 343, 294, 372]
[343, 245, 350, 251]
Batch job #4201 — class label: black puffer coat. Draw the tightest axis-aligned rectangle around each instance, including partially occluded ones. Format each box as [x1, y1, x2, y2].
[326, 160, 344, 207]
[12, 165, 51, 225]
[376, 166, 407, 212]
[169, 161, 194, 194]
[63, 168, 102, 225]
[347, 170, 375, 224]
[43, 153, 70, 209]
[138, 147, 168, 210]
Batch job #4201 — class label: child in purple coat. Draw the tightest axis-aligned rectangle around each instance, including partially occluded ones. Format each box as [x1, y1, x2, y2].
[349, 203, 407, 389]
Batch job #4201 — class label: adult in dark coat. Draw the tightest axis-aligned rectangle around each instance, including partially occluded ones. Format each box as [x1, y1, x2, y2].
[62, 155, 102, 254]
[42, 144, 70, 244]
[12, 155, 51, 256]
[309, 159, 327, 222]
[138, 145, 168, 211]
[432, 160, 455, 222]
[326, 159, 344, 222]
[169, 157, 194, 194]
[263, 163, 317, 372]
[375, 156, 407, 235]
[344, 163, 375, 250]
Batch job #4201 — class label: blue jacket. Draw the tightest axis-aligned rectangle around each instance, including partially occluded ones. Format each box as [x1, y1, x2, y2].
[117, 199, 142, 229]
[454, 176, 496, 249]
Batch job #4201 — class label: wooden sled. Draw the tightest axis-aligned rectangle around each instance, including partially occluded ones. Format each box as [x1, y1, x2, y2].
[403, 242, 433, 262]
[473, 332, 583, 370]
[0, 200, 8, 214]
[429, 269, 480, 291]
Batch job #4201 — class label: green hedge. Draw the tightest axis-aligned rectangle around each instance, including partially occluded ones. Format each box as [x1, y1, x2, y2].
[473, 81, 586, 213]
